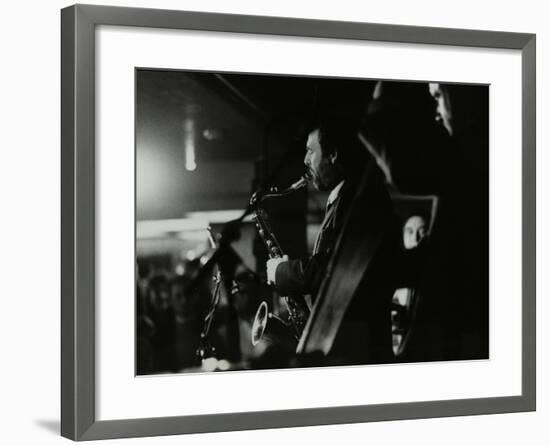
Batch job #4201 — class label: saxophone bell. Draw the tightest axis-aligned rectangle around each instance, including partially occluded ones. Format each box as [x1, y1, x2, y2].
[251, 301, 299, 351]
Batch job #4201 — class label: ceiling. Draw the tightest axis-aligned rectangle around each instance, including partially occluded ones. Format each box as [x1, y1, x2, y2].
[136, 69, 376, 220]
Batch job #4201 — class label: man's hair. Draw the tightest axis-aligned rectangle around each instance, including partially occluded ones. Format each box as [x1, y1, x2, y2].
[308, 115, 370, 181]
[404, 209, 431, 228]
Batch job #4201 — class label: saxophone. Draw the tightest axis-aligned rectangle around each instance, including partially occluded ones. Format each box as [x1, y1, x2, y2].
[250, 177, 311, 349]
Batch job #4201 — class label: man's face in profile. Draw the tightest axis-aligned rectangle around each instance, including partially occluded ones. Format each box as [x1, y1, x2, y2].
[304, 128, 339, 191]
[403, 215, 427, 250]
[429, 83, 453, 136]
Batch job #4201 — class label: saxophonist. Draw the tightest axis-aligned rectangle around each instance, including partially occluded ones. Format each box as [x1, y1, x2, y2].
[266, 117, 400, 364]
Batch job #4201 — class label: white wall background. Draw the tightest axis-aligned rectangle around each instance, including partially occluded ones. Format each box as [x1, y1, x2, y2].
[0, 0, 546, 443]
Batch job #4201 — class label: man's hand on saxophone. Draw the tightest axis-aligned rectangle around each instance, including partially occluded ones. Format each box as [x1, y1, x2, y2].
[266, 255, 289, 285]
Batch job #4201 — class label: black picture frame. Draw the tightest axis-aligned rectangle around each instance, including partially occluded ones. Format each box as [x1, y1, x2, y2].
[61, 4, 536, 441]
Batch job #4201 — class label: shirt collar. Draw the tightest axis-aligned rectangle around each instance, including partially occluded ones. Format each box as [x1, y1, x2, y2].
[327, 180, 345, 206]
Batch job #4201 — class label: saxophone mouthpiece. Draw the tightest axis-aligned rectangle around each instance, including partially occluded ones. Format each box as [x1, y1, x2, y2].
[290, 176, 308, 190]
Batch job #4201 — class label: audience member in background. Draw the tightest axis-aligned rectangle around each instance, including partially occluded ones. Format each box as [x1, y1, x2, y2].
[402, 213, 428, 250]
[392, 211, 430, 357]
[170, 275, 202, 370]
[147, 275, 177, 372]
[136, 284, 155, 374]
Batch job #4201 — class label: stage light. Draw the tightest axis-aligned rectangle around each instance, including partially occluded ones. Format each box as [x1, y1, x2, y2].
[183, 118, 197, 171]
[217, 360, 230, 371]
[201, 357, 218, 372]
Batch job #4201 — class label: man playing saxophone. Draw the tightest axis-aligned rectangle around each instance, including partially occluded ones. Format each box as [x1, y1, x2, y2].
[266, 118, 400, 364]
[266, 121, 349, 299]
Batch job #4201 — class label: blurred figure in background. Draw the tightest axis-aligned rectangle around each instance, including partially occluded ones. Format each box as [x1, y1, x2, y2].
[136, 284, 155, 374]
[403, 82, 489, 361]
[147, 275, 177, 372]
[392, 211, 430, 357]
[429, 82, 489, 359]
[429, 83, 487, 138]
[361, 81, 451, 196]
[170, 275, 202, 370]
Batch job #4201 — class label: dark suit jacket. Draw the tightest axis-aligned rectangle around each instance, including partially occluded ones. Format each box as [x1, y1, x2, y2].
[274, 181, 352, 299]
[275, 169, 400, 364]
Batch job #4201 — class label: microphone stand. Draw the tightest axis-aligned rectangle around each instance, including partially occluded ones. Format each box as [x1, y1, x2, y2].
[194, 226, 242, 367]
[195, 227, 223, 362]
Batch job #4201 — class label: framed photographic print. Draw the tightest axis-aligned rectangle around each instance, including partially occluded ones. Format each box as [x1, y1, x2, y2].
[61, 4, 536, 441]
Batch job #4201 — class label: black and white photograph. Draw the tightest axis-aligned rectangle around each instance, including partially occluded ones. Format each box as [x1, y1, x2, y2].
[1, 0, 543, 442]
[135, 69, 489, 375]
